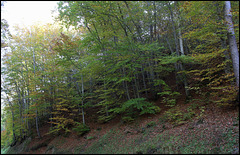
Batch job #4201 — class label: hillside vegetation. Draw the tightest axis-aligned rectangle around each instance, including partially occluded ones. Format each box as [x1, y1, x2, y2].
[1, 1, 239, 154]
[3, 97, 239, 154]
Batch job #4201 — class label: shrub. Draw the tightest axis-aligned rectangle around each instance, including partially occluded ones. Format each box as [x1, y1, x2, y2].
[158, 115, 168, 124]
[109, 98, 161, 121]
[164, 107, 184, 124]
[72, 122, 90, 136]
[183, 111, 195, 121]
[146, 121, 156, 128]
[97, 113, 115, 124]
[158, 91, 180, 107]
[187, 102, 200, 110]
[122, 116, 135, 123]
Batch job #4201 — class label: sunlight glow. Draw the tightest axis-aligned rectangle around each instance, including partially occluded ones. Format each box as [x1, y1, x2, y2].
[2, 1, 59, 34]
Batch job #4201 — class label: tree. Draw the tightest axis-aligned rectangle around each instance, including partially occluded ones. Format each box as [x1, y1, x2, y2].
[2, 2, 239, 149]
[1, 1, 11, 48]
[181, 1, 239, 105]
[224, 1, 239, 87]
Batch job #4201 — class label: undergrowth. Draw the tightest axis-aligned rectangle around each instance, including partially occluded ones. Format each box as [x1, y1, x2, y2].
[76, 115, 239, 154]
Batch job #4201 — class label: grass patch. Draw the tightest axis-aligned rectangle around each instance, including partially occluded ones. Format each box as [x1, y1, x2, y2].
[86, 136, 96, 140]
[79, 119, 239, 154]
[74, 143, 86, 154]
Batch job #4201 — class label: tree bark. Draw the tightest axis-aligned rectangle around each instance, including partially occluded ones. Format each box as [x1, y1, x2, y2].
[178, 21, 189, 96]
[81, 73, 85, 125]
[141, 64, 148, 98]
[33, 47, 41, 138]
[224, 1, 239, 87]
[167, 2, 180, 56]
[7, 96, 16, 144]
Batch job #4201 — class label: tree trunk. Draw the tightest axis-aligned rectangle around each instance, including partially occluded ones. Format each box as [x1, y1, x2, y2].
[167, 2, 180, 56]
[178, 21, 189, 96]
[81, 73, 85, 125]
[122, 67, 131, 100]
[33, 47, 41, 138]
[134, 72, 140, 98]
[7, 96, 16, 144]
[141, 64, 148, 98]
[224, 1, 239, 87]
[23, 52, 31, 133]
[153, 1, 157, 41]
[103, 78, 109, 117]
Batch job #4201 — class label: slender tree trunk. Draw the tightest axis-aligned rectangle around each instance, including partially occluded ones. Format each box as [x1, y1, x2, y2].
[132, 80, 137, 99]
[15, 82, 24, 140]
[141, 64, 148, 98]
[75, 80, 82, 115]
[81, 73, 85, 125]
[23, 52, 31, 134]
[178, 21, 189, 96]
[122, 67, 131, 100]
[178, 28, 184, 56]
[147, 60, 155, 96]
[167, 2, 180, 56]
[33, 47, 41, 138]
[224, 1, 239, 87]
[153, 1, 157, 41]
[215, 2, 232, 76]
[147, 2, 153, 42]
[49, 81, 54, 128]
[103, 77, 109, 116]
[134, 73, 140, 98]
[124, 1, 142, 41]
[7, 96, 16, 145]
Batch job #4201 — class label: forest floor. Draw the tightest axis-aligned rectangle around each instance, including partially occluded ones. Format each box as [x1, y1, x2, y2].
[5, 92, 239, 154]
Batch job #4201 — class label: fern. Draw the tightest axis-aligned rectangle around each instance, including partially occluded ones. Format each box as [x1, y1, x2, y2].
[159, 55, 196, 65]
[109, 98, 161, 118]
[158, 91, 180, 107]
[72, 122, 90, 136]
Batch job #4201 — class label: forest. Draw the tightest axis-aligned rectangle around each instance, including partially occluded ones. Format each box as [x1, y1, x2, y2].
[1, 1, 239, 154]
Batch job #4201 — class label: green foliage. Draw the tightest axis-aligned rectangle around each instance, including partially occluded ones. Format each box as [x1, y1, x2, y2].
[156, 79, 181, 107]
[1, 130, 9, 148]
[164, 106, 196, 125]
[1, 1, 239, 149]
[97, 114, 115, 123]
[86, 136, 96, 140]
[72, 122, 90, 136]
[159, 55, 197, 65]
[48, 96, 75, 135]
[111, 98, 160, 117]
[212, 86, 238, 107]
[183, 110, 195, 121]
[158, 91, 180, 107]
[122, 116, 135, 123]
[164, 107, 185, 125]
[182, 1, 239, 106]
[146, 121, 156, 128]
[187, 102, 200, 111]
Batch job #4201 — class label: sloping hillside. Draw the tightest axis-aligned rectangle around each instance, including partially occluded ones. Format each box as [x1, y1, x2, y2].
[5, 96, 239, 154]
